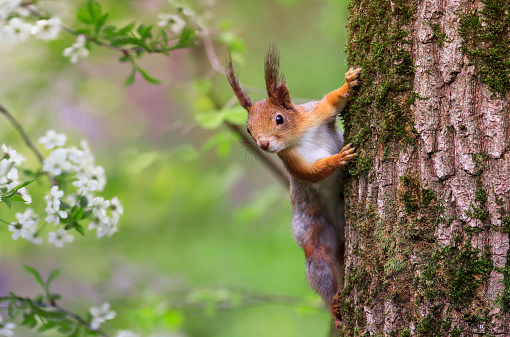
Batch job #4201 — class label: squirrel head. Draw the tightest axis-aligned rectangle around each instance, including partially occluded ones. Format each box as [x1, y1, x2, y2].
[226, 46, 300, 153]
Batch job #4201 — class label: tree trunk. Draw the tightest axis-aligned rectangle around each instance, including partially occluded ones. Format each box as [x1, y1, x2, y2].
[338, 0, 510, 335]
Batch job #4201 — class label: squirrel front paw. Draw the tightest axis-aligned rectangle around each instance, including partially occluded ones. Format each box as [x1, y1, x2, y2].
[343, 68, 362, 97]
[338, 143, 356, 166]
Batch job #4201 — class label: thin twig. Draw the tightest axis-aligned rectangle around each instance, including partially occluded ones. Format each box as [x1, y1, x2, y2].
[2, 296, 109, 337]
[49, 301, 108, 337]
[200, 28, 226, 76]
[0, 103, 57, 186]
[169, 292, 324, 315]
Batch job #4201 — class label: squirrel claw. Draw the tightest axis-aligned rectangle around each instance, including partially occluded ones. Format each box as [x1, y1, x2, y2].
[338, 143, 357, 166]
[331, 292, 342, 329]
[345, 68, 362, 93]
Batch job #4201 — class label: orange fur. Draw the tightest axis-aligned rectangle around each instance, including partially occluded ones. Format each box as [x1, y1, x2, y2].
[278, 144, 356, 183]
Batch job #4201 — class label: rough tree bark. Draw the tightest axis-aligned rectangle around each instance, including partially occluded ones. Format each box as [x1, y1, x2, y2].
[338, 0, 510, 335]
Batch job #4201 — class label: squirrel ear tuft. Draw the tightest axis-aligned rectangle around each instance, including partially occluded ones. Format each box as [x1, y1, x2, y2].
[226, 55, 253, 111]
[265, 45, 293, 110]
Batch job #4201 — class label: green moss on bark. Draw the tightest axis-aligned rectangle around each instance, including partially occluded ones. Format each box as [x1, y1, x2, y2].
[343, 0, 417, 176]
[458, 0, 510, 95]
[429, 22, 447, 47]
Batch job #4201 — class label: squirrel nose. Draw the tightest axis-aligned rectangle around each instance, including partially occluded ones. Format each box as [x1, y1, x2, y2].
[258, 140, 270, 150]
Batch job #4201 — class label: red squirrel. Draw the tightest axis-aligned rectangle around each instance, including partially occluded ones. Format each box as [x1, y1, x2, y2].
[226, 46, 360, 329]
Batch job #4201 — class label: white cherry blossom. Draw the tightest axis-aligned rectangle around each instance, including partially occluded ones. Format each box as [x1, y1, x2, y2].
[42, 148, 72, 175]
[90, 302, 116, 330]
[110, 197, 124, 216]
[90, 196, 110, 216]
[31, 17, 61, 40]
[2, 144, 25, 166]
[38, 130, 67, 149]
[8, 208, 37, 240]
[1, 17, 31, 43]
[0, 0, 21, 20]
[45, 205, 68, 226]
[157, 13, 186, 33]
[48, 229, 74, 248]
[62, 34, 89, 64]
[45, 185, 64, 208]
[73, 175, 99, 194]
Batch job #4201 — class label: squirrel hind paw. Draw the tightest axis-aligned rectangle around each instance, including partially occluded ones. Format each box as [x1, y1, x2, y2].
[331, 293, 343, 330]
[331, 304, 343, 330]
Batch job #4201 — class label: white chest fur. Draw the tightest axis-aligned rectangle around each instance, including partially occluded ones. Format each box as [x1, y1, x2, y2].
[294, 124, 344, 226]
[295, 124, 341, 164]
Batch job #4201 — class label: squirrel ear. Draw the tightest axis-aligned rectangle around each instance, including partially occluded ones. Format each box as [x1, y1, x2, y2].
[226, 55, 253, 112]
[265, 45, 293, 110]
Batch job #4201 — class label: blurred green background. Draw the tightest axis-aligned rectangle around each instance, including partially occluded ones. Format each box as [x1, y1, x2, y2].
[0, 0, 350, 335]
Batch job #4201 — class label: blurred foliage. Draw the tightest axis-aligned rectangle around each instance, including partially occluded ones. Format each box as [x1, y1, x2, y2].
[0, 0, 350, 335]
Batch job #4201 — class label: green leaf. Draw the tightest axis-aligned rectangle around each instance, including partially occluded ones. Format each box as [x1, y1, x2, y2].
[57, 322, 75, 334]
[82, 210, 93, 219]
[21, 312, 37, 328]
[195, 106, 247, 130]
[201, 131, 236, 158]
[69, 325, 82, 337]
[23, 266, 45, 288]
[12, 195, 26, 202]
[195, 112, 224, 129]
[87, 0, 102, 23]
[38, 321, 59, 333]
[2, 196, 12, 208]
[137, 24, 153, 40]
[36, 308, 67, 321]
[223, 106, 247, 125]
[2, 179, 34, 198]
[95, 13, 109, 35]
[75, 223, 85, 236]
[117, 22, 136, 35]
[101, 25, 117, 37]
[76, 7, 93, 24]
[8, 300, 15, 318]
[71, 207, 84, 220]
[160, 29, 169, 46]
[15, 180, 33, 190]
[46, 270, 60, 289]
[125, 67, 136, 86]
[109, 36, 144, 48]
[172, 27, 196, 49]
[137, 66, 161, 84]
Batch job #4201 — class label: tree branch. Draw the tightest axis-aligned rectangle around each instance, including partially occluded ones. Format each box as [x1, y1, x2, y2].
[0, 296, 109, 337]
[0, 103, 57, 186]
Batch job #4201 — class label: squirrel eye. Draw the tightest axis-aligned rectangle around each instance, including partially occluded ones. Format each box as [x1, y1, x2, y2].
[246, 127, 251, 135]
[275, 114, 284, 125]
